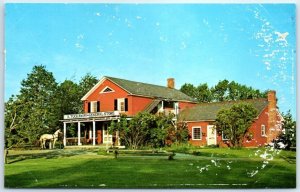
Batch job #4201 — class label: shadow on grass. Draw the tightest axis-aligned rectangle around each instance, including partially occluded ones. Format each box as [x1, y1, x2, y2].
[6, 149, 96, 164]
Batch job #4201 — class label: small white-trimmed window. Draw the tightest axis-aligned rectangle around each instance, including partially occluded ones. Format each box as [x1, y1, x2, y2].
[114, 98, 128, 112]
[261, 124, 266, 136]
[192, 127, 202, 140]
[90, 101, 98, 113]
[222, 132, 229, 140]
[100, 86, 114, 93]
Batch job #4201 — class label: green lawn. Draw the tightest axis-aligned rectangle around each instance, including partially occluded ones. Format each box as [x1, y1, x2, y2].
[4, 147, 296, 188]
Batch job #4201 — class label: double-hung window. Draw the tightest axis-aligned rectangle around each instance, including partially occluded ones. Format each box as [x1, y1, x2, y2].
[192, 127, 202, 140]
[114, 98, 128, 112]
[88, 101, 100, 113]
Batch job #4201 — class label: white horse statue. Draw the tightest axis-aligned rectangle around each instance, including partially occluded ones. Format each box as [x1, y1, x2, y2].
[40, 129, 62, 149]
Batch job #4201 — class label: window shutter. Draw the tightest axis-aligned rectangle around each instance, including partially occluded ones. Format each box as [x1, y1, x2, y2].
[88, 102, 91, 113]
[114, 99, 118, 111]
[125, 98, 128, 111]
[97, 101, 100, 112]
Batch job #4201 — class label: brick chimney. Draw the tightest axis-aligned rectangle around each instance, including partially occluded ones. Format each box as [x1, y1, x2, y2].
[267, 90, 278, 143]
[167, 78, 175, 89]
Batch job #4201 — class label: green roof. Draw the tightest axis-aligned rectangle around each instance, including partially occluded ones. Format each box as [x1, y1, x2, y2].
[105, 76, 196, 102]
[178, 99, 268, 121]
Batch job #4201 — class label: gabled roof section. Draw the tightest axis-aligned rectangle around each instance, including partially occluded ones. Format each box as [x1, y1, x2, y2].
[81, 76, 196, 102]
[178, 98, 268, 122]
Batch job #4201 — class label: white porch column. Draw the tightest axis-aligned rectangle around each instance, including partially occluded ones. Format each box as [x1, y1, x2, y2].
[78, 122, 82, 145]
[92, 120, 96, 146]
[63, 122, 67, 146]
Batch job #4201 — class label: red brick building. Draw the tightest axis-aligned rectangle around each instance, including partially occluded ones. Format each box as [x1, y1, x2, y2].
[62, 76, 283, 148]
[179, 91, 284, 147]
[62, 76, 197, 147]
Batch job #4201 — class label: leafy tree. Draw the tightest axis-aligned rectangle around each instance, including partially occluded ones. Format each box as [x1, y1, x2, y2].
[180, 83, 197, 100]
[5, 65, 59, 146]
[281, 110, 296, 148]
[78, 73, 98, 98]
[109, 112, 184, 149]
[149, 113, 174, 148]
[56, 80, 81, 115]
[215, 103, 258, 147]
[181, 79, 267, 102]
[195, 83, 212, 103]
[4, 96, 25, 147]
[109, 113, 153, 149]
[212, 79, 230, 102]
[166, 121, 189, 145]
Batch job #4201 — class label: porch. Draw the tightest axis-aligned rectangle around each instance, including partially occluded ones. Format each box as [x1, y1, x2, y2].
[61, 111, 121, 147]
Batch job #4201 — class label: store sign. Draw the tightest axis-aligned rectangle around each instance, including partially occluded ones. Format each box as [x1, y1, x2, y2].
[63, 111, 120, 120]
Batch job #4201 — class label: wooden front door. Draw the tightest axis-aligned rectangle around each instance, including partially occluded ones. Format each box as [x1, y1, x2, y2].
[207, 125, 217, 145]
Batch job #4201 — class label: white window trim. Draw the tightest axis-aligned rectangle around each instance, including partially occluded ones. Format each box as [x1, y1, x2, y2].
[192, 127, 202, 140]
[261, 124, 266, 137]
[117, 98, 125, 112]
[222, 131, 230, 141]
[90, 101, 98, 113]
[100, 86, 115, 94]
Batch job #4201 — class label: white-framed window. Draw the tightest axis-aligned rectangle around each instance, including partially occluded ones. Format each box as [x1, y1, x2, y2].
[261, 124, 266, 136]
[192, 127, 202, 140]
[100, 86, 114, 94]
[114, 98, 128, 112]
[90, 101, 98, 113]
[222, 131, 230, 140]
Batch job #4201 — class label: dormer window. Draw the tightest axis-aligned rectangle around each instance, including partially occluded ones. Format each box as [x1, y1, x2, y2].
[100, 86, 114, 93]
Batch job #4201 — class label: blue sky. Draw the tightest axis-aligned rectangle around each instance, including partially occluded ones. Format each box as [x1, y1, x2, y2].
[5, 3, 296, 116]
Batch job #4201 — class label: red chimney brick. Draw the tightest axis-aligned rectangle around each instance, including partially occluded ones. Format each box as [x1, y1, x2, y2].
[267, 90, 278, 143]
[167, 78, 175, 89]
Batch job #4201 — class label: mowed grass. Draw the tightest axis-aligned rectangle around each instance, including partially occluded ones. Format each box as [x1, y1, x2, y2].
[4, 148, 296, 189]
